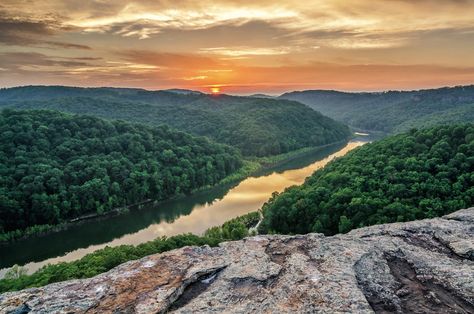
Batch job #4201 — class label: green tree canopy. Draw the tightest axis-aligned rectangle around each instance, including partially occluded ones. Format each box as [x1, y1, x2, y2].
[0, 86, 351, 156]
[0, 109, 243, 238]
[259, 124, 474, 235]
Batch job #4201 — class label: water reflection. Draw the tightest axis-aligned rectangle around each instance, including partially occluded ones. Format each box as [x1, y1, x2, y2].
[1, 141, 365, 275]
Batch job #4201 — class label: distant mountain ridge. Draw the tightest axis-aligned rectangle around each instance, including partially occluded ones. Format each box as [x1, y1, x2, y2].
[248, 93, 276, 98]
[0, 86, 351, 157]
[280, 85, 474, 133]
[165, 88, 204, 95]
[0, 85, 200, 104]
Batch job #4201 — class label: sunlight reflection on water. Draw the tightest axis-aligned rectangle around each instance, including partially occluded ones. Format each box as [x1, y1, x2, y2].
[1, 141, 365, 276]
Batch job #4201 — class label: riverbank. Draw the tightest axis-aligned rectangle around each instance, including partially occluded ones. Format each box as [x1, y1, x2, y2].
[217, 140, 351, 185]
[0, 212, 261, 293]
[350, 127, 387, 140]
[0, 203, 146, 244]
[0, 140, 351, 245]
[1, 141, 365, 278]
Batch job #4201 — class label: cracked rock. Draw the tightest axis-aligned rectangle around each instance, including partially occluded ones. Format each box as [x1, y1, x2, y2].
[1, 208, 473, 313]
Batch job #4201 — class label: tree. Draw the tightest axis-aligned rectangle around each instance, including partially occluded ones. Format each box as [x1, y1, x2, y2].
[4, 265, 27, 280]
[338, 216, 353, 233]
[259, 124, 474, 235]
[0, 110, 243, 239]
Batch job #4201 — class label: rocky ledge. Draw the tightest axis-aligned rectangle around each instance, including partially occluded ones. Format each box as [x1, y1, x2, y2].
[1, 208, 474, 314]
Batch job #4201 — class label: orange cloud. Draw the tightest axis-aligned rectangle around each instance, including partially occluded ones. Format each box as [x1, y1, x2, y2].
[1, 1, 474, 92]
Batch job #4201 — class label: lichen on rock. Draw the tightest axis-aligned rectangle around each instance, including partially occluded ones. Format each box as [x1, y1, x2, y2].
[1, 208, 474, 313]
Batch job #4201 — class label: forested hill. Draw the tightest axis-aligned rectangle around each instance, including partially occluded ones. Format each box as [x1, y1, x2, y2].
[0, 109, 243, 238]
[258, 124, 474, 235]
[280, 85, 474, 133]
[0, 86, 351, 157]
[0, 86, 200, 104]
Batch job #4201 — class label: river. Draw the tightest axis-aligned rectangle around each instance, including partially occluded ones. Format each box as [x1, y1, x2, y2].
[0, 140, 366, 276]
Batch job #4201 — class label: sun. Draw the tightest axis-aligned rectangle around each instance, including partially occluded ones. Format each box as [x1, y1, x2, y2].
[210, 87, 220, 94]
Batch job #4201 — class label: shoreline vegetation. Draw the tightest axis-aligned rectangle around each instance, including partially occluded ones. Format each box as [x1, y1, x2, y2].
[4, 124, 473, 293]
[258, 124, 474, 236]
[0, 139, 351, 244]
[0, 110, 243, 244]
[0, 212, 261, 293]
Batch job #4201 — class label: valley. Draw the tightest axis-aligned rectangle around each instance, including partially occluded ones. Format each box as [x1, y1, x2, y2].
[0, 86, 351, 157]
[0, 85, 472, 304]
[281, 85, 474, 133]
[1, 1, 474, 311]
[0, 140, 366, 276]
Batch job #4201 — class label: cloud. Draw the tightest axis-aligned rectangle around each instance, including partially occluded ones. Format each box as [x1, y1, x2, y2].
[1, 0, 474, 92]
[55, 0, 474, 45]
[0, 14, 90, 49]
[2, 1, 474, 52]
[119, 50, 222, 69]
[182, 75, 208, 81]
[42, 41, 91, 50]
[3, 50, 474, 93]
[199, 46, 291, 56]
[65, 3, 297, 39]
[0, 52, 93, 71]
[70, 57, 103, 61]
[186, 62, 474, 94]
[0, 15, 53, 44]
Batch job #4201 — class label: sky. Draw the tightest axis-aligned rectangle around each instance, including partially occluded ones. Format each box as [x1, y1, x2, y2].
[1, 0, 474, 95]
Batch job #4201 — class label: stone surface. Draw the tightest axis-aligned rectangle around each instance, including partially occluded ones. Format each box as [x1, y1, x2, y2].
[1, 208, 474, 313]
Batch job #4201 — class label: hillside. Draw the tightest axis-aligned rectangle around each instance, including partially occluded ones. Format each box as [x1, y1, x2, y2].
[280, 85, 474, 133]
[1, 208, 473, 313]
[0, 86, 351, 157]
[258, 124, 474, 235]
[0, 110, 242, 239]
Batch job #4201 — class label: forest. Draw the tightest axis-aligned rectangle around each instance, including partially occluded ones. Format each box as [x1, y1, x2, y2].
[0, 109, 243, 240]
[281, 85, 474, 133]
[258, 124, 474, 235]
[0, 86, 351, 157]
[0, 212, 260, 293]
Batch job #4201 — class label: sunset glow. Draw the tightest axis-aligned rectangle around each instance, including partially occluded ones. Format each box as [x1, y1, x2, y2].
[0, 0, 474, 93]
[210, 87, 221, 94]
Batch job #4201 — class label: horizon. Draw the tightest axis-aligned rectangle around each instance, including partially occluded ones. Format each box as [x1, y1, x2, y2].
[1, 0, 474, 94]
[2, 83, 473, 97]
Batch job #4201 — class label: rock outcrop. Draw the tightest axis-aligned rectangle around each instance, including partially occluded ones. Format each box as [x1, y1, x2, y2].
[1, 208, 473, 313]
